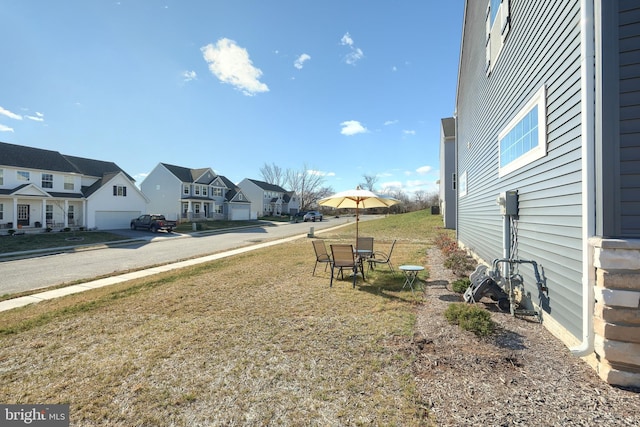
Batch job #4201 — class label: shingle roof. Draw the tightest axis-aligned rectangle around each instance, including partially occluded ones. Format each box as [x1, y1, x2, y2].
[0, 141, 132, 181]
[161, 163, 216, 184]
[247, 178, 287, 193]
[0, 141, 77, 172]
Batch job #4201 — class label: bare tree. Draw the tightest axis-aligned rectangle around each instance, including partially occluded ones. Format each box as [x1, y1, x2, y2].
[285, 164, 333, 210]
[360, 174, 379, 191]
[259, 162, 286, 187]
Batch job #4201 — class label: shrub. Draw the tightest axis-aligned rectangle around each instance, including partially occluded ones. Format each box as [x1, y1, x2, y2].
[444, 303, 495, 337]
[444, 250, 475, 276]
[451, 278, 471, 294]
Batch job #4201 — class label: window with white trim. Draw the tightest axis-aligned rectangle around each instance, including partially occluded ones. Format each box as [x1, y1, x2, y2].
[42, 173, 53, 188]
[0, 203, 3, 220]
[64, 176, 74, 190]
[499, 85, 547, 177]
[46, 205, 53, 223]
[212, 187, 223, 197]
[17, 171, 30, 181]
[459, 171, 468, 197]
[195, 185, 201, 196]
[485, 0, 511, 75]
[215, 204, 223, 214]
[68, 205, 75, 223]
[113, 185, 127, 196]
[183, 184, 190, 195]
[0, 169, 3, 185]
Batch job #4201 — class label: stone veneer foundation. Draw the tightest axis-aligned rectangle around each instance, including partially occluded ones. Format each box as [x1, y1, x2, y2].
[591, 237, 640, 388]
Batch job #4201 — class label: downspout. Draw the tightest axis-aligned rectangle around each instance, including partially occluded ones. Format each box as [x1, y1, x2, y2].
[571, 0, 596, 357]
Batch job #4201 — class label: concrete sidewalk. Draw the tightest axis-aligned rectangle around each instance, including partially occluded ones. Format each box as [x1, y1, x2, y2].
[0, 222, 349, 313]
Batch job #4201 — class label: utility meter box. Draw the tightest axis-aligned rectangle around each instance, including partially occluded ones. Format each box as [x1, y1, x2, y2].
[497, 190, 518, 216]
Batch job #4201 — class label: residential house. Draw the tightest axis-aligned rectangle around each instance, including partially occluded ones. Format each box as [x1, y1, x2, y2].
[454, 0, 640, 387]
[439, 117, 456, 229]
[0, 141, 147, 231]
[237, 178, 300, 219]
[140, 163, 251, 221]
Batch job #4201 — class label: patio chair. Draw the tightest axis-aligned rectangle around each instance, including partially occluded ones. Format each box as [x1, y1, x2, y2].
[367, 240, 397, 274]
[330, 244, 365, 288]
[356, 236, 374, 259]
[312, 240, 332, 276]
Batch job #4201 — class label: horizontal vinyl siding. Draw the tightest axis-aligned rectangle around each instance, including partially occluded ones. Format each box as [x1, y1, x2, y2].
[457, 0, 583, 338]
[619, 1, 640, 235]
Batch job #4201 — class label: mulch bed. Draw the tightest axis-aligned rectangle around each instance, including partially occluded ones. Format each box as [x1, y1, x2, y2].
[412, 247, 640, 426]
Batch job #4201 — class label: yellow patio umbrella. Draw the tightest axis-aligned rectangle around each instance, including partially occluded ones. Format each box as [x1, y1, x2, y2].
[318, 186, 400, 251]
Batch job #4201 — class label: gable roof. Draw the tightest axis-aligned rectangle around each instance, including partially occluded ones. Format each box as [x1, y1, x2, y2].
[0, 141, 133, 182]
[64, 155, 134, 181]
[247, 178, 287, 193]
[161, 163, 218, 184]
[0, 141, 77, 173]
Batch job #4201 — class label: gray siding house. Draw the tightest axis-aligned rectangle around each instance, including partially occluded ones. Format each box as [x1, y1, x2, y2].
[439, 117, 456, 229]
[140, 163, 251, 222]
[455, 0, 640, 387]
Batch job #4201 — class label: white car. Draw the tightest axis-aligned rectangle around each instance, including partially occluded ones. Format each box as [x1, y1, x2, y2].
[303, 211, 323, 222]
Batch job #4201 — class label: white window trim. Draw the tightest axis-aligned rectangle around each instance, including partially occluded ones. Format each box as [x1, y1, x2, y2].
[498, 85, 547, 177]
[459, 171, 468, 197]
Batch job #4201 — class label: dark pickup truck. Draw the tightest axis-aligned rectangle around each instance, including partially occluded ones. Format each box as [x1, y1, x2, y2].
[130, 214, 177, 233]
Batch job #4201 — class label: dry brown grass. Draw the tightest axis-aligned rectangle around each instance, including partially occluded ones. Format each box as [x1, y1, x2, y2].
[0, 211, 441, 426]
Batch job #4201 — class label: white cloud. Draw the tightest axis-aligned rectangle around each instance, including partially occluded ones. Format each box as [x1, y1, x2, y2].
[403, 129, 416, 135]
[392, 66, 397, 72]
[182, 70, 197, 82]
[201, 38, 269, 96]
[0, 124, 14, 132]
[294, 53, 311, 69]
[26, 114, 44, 122]
[0, 106, 22, 120]
[340, 32, 364, 65]
[416, 165, 432, 175]
[340, 120, 368, 136]
[308, 169, 335, 177]
[340, 33, 354, 46]
[384, 120, 398, 126]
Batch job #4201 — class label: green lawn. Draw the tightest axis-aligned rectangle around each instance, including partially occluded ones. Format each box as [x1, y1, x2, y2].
[0, 231, 129, 254]
[0, 210, 446, 426]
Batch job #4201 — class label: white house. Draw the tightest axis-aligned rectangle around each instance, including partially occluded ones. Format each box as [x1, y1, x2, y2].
[140, 163, 252, 221]
[0, 141, 147, 231]
[237, 178, 300, 219]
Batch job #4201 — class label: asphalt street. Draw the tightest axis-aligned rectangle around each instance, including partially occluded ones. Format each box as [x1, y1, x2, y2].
[0, 216, 365, 296]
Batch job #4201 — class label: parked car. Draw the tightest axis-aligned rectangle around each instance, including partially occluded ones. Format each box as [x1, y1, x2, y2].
[130, 214, 177, 233]
[303, 211, 323, 222]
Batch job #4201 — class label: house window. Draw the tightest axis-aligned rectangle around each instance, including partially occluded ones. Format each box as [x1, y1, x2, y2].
[195, 185, 201, 196]
[498, 85, 547, 177]
[68, 205, 74, 223]
[46, 205, 53, 222]
[459, 171, 468, 197]
[452, 173, 457, 191]
[182, 203, 188, 214]
[194, 203, 200, 214]
[64, 176, 74, 190]
[212, 187, 223, 197]
[238, 193, 244, 201]
[17, 171, 30, 181]
[113, 185, 127, 196]
[202, 186, 207, 196]
[485, 0, 511, 75]
[42, 173, 53, 189]
[215, 204, 223, 214]
[0, 169, 3, 185]
[183, 185, 190, 195]
[0, 203, 3, 220]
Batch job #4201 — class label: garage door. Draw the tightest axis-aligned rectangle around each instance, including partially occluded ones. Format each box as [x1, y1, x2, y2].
[95, 211, 141, 230]
[230, 207, 250, 221]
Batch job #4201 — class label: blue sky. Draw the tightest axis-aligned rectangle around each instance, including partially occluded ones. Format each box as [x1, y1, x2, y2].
[0, 0, 463, 195]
